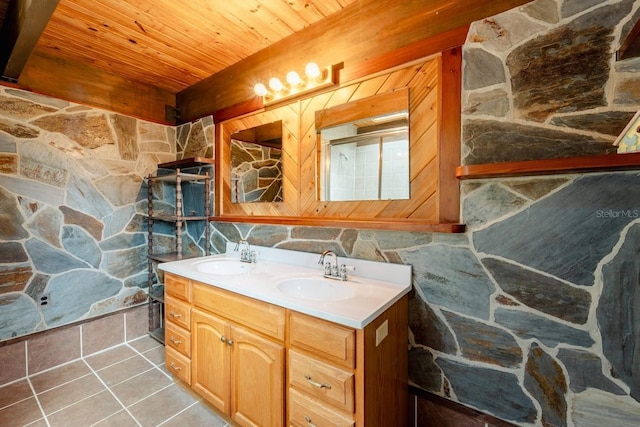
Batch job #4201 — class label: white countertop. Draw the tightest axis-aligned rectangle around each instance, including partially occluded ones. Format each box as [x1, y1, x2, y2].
[158, 244, 412, 329]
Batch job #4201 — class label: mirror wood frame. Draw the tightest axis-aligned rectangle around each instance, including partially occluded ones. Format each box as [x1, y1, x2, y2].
[213, 49, 463, 233]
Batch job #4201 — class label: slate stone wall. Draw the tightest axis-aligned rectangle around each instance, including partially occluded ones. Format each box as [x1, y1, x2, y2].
[0, 86, 211, 342]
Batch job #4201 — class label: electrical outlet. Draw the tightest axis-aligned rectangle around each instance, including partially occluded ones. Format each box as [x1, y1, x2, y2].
[40, 294, 50, 306]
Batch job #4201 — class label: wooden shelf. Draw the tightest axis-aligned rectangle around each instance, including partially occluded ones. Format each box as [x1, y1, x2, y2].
[211, 215, 465, 233]
[456, 152, 640, 180]
[158, 157, 214, 169]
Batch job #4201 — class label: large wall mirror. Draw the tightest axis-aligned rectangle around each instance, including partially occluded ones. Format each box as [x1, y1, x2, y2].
[214, 51, 461, 231]
[316, 90, 409, 202]
[230, 120, 283, 203]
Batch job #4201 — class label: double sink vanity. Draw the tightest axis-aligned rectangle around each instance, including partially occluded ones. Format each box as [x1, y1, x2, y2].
[159, 242, 411, 427]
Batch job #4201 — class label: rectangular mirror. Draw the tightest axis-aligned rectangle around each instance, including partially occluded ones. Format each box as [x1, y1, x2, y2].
[315, 89, 410, 202]
[319, 113, 409, 201]
[230, 120, 283, 203]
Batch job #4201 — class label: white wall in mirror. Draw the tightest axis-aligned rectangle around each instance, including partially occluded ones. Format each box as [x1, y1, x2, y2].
[320, 119, 409, 201]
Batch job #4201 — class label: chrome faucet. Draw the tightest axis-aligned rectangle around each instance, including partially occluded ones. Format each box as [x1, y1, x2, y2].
[234, 239, 255, 263]
[318, 250, 355, 281]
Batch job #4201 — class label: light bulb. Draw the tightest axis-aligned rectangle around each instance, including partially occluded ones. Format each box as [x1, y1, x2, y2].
[305, 62, 321, 80]
[254, 83, 267, 97]
[286, 71, 301, 86]
[269, 77, 284, 92]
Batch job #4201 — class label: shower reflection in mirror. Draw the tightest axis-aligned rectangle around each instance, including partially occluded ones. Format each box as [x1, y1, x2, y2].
[320, 112, 409, 201]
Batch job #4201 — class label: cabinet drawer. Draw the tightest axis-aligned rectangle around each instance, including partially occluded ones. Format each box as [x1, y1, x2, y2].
[289, 312, 355, 368]
[165, 273, 191, 302]
[165, 295, 191, 331]
[165, 322, 191, 357]
[192, 282, 285, 341]
[166, 347, 191, 385]
[289, 350, 354, 413]
[289, 388, 354, 427]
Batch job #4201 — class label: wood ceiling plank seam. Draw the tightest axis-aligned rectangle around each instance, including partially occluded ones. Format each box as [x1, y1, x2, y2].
[53, 1, 233, 73]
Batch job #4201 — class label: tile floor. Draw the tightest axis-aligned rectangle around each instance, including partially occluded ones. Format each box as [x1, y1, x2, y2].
[0, 336, 229, 427]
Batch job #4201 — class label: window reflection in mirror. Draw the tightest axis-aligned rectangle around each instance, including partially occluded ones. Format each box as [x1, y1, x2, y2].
[319, 112, 409, 201]
[230, 120, 283, 203]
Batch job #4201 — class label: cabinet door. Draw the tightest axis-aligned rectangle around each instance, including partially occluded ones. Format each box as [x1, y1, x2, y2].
[230, 325, 285, 427]
[191, 308, 230, 414]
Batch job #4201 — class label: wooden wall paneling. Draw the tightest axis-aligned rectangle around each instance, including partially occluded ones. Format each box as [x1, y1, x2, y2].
[438, 47, 462, 223]
[18, 51, 175, 124]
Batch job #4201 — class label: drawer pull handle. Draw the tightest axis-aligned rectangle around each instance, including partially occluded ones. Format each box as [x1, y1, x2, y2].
[169, 362, 181, 371]
[305, 375, 331, 389]
[169, 311, 182, 319]
[304, 415, 317, 427]
[169, 337, 182, 345]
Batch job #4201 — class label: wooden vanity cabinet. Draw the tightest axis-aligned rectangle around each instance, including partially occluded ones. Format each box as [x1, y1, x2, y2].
[191, 282, 285, 427]
[163, 273, 408, 427]
[164, 273, 192, 384]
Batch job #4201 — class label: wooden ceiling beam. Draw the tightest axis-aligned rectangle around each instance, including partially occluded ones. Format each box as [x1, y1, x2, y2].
[177, 0, 531, 123]
[0, 0, 59, 82]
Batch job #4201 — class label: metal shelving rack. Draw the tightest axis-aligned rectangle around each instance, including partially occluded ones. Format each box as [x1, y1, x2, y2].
[146, 157, 213, 344]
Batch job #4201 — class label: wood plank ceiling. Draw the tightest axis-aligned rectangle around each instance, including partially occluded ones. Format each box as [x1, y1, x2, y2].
[0, 0, 358, 122]
[33, 0, 358, 93]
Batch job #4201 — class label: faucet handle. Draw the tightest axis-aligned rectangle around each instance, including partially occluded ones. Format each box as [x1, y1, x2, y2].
[339, 264, 355, 280]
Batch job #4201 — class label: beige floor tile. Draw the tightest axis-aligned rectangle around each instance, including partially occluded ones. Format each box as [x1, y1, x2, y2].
[95, 354, 155, 387]
[92, 409, 140, 427]
[127, 383, 198, 427]
[37, 373, 105, 415]
[0, 379, 33, 409]
[46, 390, 123, 427]
[159, 402, 228, 427]
[128, 335, 162, 353]
[82, 314, 125, 356]
[29, 360, 91, 394]
[24, 418, 48, 427]
[84, 345, 137, 371]
[141, 345, 166, 366]
[110, 368, 172, 407]
[0, 341, 26, 386]
[27, 326, 81, 375]
[0, 397, 43, 427]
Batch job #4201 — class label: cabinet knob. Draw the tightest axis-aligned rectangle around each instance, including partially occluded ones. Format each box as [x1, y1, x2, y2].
[169, 337, 182, 345]
[169, 311, 181, 319]
[304, 374, 332, 389]
[169, 363, 181, 371]
[220, 336, 227, 342]
[227, 338, 234, 346]
[304, 415, 317, 427]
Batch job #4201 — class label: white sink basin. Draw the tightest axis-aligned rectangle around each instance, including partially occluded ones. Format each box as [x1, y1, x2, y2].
[276, 277, 356, 301]
[194, 259, 253, 275]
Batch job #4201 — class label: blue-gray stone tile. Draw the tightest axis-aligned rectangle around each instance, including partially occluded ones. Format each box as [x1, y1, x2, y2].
[0, 294, 41, 340]
[495, 308, 594, 348]
[404, 245, 494, 320]
[482, 257, 591, 324]
[42, 270, 122, 326]
[524, 344, 567, 427]
[62, 226, 102, 268]
[598, 223, 640, 400]
[26, 238, 89, 274]
[474, 173, 640, 287]
[557, 348, 625, 395]
[436, 357, 537, 424]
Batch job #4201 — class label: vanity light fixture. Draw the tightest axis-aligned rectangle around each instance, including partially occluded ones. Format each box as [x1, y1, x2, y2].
[254, 62, 338, 106]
